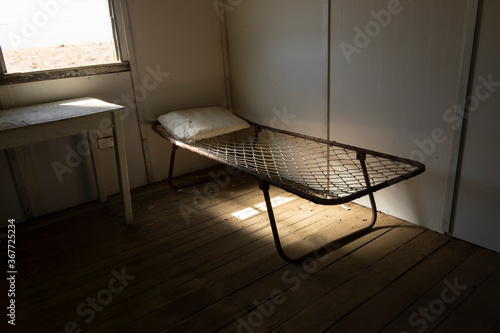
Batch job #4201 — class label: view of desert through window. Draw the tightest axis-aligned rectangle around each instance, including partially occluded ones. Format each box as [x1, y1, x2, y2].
[0, 0, 116, 73]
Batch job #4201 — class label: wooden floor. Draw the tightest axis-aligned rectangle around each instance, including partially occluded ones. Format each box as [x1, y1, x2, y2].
[2, 167, 500, 333]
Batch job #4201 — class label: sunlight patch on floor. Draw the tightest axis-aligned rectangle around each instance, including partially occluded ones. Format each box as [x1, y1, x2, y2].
[231, 197, 297, 220]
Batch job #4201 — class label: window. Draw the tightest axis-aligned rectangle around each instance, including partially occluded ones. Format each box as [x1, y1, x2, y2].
[0, 0, 128, 81]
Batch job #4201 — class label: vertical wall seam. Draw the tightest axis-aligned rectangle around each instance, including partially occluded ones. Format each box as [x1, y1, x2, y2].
[326, 0, 332, 190]
[220, 1, 233, 111]
[441, 0, 481, 234]
[327, 0, 332, 142]
[117, 0, 154, 184]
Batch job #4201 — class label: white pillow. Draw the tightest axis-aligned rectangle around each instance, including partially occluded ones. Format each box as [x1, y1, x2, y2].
[157, 106, 250, 142]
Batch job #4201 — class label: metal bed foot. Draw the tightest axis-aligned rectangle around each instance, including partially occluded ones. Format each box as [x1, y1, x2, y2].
[259, 152, 378, 264]
[259, 180, 377, 264]
[168, 143, 215, 191]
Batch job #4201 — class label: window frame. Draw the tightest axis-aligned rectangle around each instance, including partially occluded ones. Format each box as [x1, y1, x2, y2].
[0, 0, 130, 85]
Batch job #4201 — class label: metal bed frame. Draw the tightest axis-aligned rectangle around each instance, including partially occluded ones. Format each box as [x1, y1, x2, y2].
[153, 119, 425, 264]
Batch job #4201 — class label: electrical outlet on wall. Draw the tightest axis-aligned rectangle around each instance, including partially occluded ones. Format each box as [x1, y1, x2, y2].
[97, 137, 115, 149]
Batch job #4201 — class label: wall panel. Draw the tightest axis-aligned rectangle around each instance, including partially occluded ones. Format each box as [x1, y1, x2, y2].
[125, 0, 228, 182]
[330, 0, 471, 231]
[452, 0, 500, 252]
[225, 0, 329, 137]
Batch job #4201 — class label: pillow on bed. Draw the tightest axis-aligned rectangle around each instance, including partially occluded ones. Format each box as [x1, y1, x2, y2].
[157, 106, 250, 142]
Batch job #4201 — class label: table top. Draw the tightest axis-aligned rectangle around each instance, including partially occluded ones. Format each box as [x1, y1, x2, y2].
[0, 97, 124, 132]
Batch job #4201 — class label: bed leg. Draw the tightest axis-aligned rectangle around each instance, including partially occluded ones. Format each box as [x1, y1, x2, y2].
[357, 151, 378, 228]
[167, 143, 219, 191]
[259, 180, 294, 263]
[259, 180, 377, 265]
[168, 144, 181, 190]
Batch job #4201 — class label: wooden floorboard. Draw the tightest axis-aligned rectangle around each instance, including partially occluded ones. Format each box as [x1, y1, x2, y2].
[379, 246, 500, 333]
[1, 166, 499, 333]
[432, 266, 500, 332]
[326, 238, 478, 333]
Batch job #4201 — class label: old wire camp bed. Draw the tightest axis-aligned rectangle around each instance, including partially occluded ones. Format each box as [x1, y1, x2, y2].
[153, 109, 425, 264]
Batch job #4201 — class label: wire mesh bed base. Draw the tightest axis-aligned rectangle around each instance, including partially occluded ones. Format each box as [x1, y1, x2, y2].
[153, 119, 425, 264]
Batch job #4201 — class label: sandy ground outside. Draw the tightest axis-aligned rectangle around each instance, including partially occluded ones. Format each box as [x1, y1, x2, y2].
[2, 42, 116, 73]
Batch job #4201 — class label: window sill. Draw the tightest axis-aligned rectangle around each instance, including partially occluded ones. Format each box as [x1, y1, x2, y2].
[0, 61, 131, 85]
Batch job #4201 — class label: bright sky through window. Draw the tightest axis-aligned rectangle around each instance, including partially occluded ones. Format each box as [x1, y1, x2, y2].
[0, 0, 117, 73]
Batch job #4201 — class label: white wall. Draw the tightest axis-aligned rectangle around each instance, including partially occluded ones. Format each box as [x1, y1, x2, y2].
[225, 0, 329, 138]
[0, 0, 229, 225]
[452, 0, 500, 252]
[226, 0, 486, 236]
[125, 0, 228, 182]
[329, 0, 472, 231]
[2, 0, 498, 253]
[0, 150, 26, 221]
[225, 0, 474, 232]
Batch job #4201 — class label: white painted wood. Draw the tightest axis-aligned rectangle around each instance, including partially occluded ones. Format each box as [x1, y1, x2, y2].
[0, 151, 26, 223]
[11, 146, 48, 217]
[111, 0, 130, 62]
[124, 0, 228, 182]
[0, 98, 133, 225]
[0, 102, 119, 149]
[119, 0, 154, 184]
[325, 0, 332, 141]
[225, 0, 329, 138]
[0, 58, 145, 228]
[112, 110, 133, 224]
[219, 1, 233, 110]
[6, 148, 36, 218]
[441, 0, 480, 233]
[0, 72, 148, 189]
[88, 130, 107, 203]
[452, 0, 500, 252]
[330, 0, 471, 232]
[0, 45, 6, 75]
[0, 98, 121, 134]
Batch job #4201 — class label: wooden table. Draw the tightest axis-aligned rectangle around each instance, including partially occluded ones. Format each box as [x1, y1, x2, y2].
[0, 97, 133, 224]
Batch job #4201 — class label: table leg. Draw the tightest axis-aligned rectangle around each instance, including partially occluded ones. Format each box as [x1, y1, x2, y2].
[112, 110, 133, 224]
[88, 130, 107, 203]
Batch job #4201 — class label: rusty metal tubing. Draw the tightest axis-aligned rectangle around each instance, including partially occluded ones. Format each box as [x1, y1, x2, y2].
[153, 122, 417, 263]
[260, 152, 377, 264]
[243, 118, 424, 169]
[168, 144, 179, 190]
[168, 136, 378, 264]
[167, 143, 214, 191]
[152, 122, 425, 206]
[259, 180, 377, 264]
[358, 151, 378, 227]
